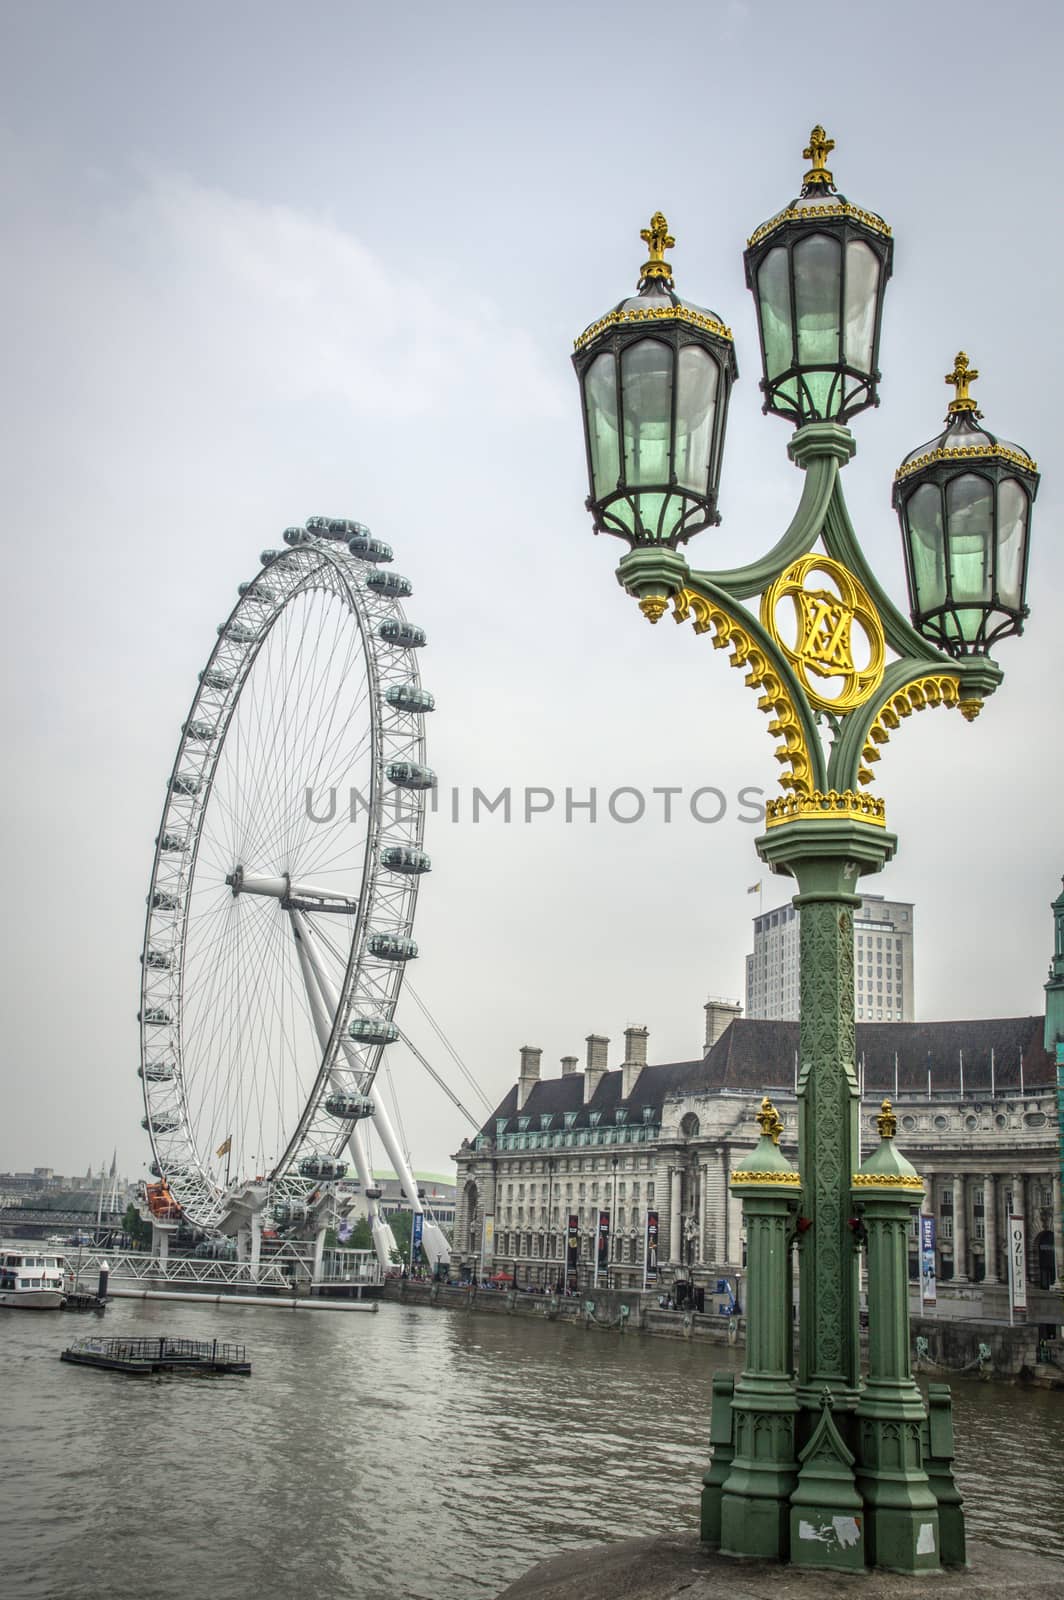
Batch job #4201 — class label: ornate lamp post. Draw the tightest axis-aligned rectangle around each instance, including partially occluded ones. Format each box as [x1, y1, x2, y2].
[572, 131, 1040, 1574]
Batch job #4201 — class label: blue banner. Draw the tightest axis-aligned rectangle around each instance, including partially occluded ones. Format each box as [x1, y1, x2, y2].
[412, 1211, 424, 1261]
[920, 1214, 936, 1304]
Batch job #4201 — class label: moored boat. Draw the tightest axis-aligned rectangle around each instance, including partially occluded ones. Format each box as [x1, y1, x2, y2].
[0, 1245, 66, 1308]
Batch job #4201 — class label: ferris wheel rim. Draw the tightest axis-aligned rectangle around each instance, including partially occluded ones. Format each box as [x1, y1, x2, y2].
[138, 528, 431, 1233]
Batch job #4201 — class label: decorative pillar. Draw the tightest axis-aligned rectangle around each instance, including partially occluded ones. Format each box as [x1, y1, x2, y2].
[757, 818, 896, 1435]
[670, 1165, 683, 1265]
[851, 1099, 941, 1572]
[719, 1098, 802, 1561]
[953, 1174, 967, 1284]
[983, 1175, 999, 1285]
[937, 1171, 951, 1285]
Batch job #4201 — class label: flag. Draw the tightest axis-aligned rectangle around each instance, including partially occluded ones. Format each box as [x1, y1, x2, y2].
[216, 1136, 232, 1158]
[338, 1220, 352, 1243]
[747, 881, 762, 894]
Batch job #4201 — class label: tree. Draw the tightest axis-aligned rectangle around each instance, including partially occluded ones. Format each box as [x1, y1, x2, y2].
[122, 1202, 152, 1249]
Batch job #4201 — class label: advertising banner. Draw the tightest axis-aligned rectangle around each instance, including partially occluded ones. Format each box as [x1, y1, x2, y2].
[644, 1210, 659, 1284]
[1008, 1213, 1028, 1313]
[566, 1212, 579, 1279]
[480, 1212, 495, 1272]
[412, 1211, 424, 1264]
[596, 1210, 610, 1279]
[919, 1214, 937, 1305]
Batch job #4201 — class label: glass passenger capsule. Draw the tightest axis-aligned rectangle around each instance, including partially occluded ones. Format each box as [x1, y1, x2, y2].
[350, 534, 394, 564]
[141, 1114, 179, 1133]
[386, 762, 436, 790]
[283, 525, 313, 545]
[218, 621, 259, 644]
[366, 570, 411, 597]
[183, 720, 216, 742]
[325, 1091, 375, 1120]
[151, 890, 179, 911]
[381, 846, 431, 875]
[271, 1200, 309, 1226]
[368, 933, 418, 962]
[156, 833, 187, 852]
[386, 684, 435, 713]
[142, 947, 173, 969]
[199, 669, 233, 690]
[172, 774, 201, 796]
[298, 1156, 348, 1180]
[139, 1007, 172, 1025]
[138, 1061, 176, 1081]
[348, 1016, 400, 1045]
[260, 549, 282, 565]
[378, 620, 426, 648]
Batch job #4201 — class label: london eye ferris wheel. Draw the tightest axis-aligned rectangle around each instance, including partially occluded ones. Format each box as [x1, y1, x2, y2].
[137, 517, 449, 1267]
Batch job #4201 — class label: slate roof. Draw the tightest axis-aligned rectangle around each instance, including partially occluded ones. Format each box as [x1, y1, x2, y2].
[479, 1015, 1053, 1137]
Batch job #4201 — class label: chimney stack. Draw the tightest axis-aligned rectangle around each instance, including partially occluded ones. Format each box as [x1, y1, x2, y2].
[517, 1044, 542, 1110]
[560, 1055, 579, 1076]
[704, 998, 742, 1056]
[584, 1034, 609, 1104]
[621, 1025, 649, 1099]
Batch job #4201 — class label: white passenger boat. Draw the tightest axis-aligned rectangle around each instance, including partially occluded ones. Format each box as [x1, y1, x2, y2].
[0, 1245, 66, 1308]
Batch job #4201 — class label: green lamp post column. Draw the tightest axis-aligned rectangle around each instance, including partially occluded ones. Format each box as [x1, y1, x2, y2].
[718, 1097, 802, 1561]
[851, 1099, 942, 1571]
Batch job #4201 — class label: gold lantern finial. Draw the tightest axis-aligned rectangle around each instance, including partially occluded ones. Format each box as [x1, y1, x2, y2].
[756, 1095, 785, 1145]
[639, 211, 675, 285]
[876, 1098, 898, 1140]
[802, 125, 835, 188]
[946, 351, 982, 415]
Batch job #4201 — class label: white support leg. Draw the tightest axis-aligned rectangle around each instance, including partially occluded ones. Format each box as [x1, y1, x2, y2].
[290, 909, 395, 1270]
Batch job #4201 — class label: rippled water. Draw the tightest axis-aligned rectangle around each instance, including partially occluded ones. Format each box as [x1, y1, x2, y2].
[3, 1297, 1063, 1599]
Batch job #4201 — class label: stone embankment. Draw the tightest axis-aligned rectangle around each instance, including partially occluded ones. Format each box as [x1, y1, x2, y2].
[383, 1279, 1064, 1383]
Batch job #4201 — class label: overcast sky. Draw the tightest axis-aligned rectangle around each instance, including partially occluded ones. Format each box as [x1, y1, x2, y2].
[2, 1, 1062, 1185]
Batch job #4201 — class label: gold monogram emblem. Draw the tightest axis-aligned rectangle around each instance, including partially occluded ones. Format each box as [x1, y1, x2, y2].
[761, 555, 885, 713]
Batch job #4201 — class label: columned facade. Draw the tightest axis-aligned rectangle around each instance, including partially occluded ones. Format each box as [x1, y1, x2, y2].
[453, 1016, 1059, 1320]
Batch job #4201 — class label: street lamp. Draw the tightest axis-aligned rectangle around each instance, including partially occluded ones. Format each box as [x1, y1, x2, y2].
[572, 129, 1039, 1576]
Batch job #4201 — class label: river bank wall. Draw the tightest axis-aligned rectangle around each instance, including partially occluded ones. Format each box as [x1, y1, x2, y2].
[383, 1278, 1064, 1383]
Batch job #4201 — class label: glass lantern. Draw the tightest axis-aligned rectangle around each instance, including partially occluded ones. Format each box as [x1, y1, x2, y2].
[572, 212, 737, 547]
[743, 126, 893, 426]
[893, 353, 1039, 655]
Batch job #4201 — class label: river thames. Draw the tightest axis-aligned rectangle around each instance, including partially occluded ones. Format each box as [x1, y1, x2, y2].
[4, 1297, 1063, 1599]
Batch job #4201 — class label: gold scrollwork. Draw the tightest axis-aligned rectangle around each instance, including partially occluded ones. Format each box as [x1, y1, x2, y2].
[731, 1170, 802, 1185]
[671, 588, 814, 797]
[574, 303, 734, 353]
[746, 202, 892, 251]
[857, 675, 976, 786]
[851, 1173, 924, 1189]
[765, 790, 886, 828]
[761, 555, 886, 714]
[893, 441, 1038, 482]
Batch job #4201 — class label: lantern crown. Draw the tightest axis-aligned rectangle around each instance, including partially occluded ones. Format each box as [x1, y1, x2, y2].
[946, 351, 981, 416]
[639, 211, 676, 286]
[802, 125, 836, 192]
